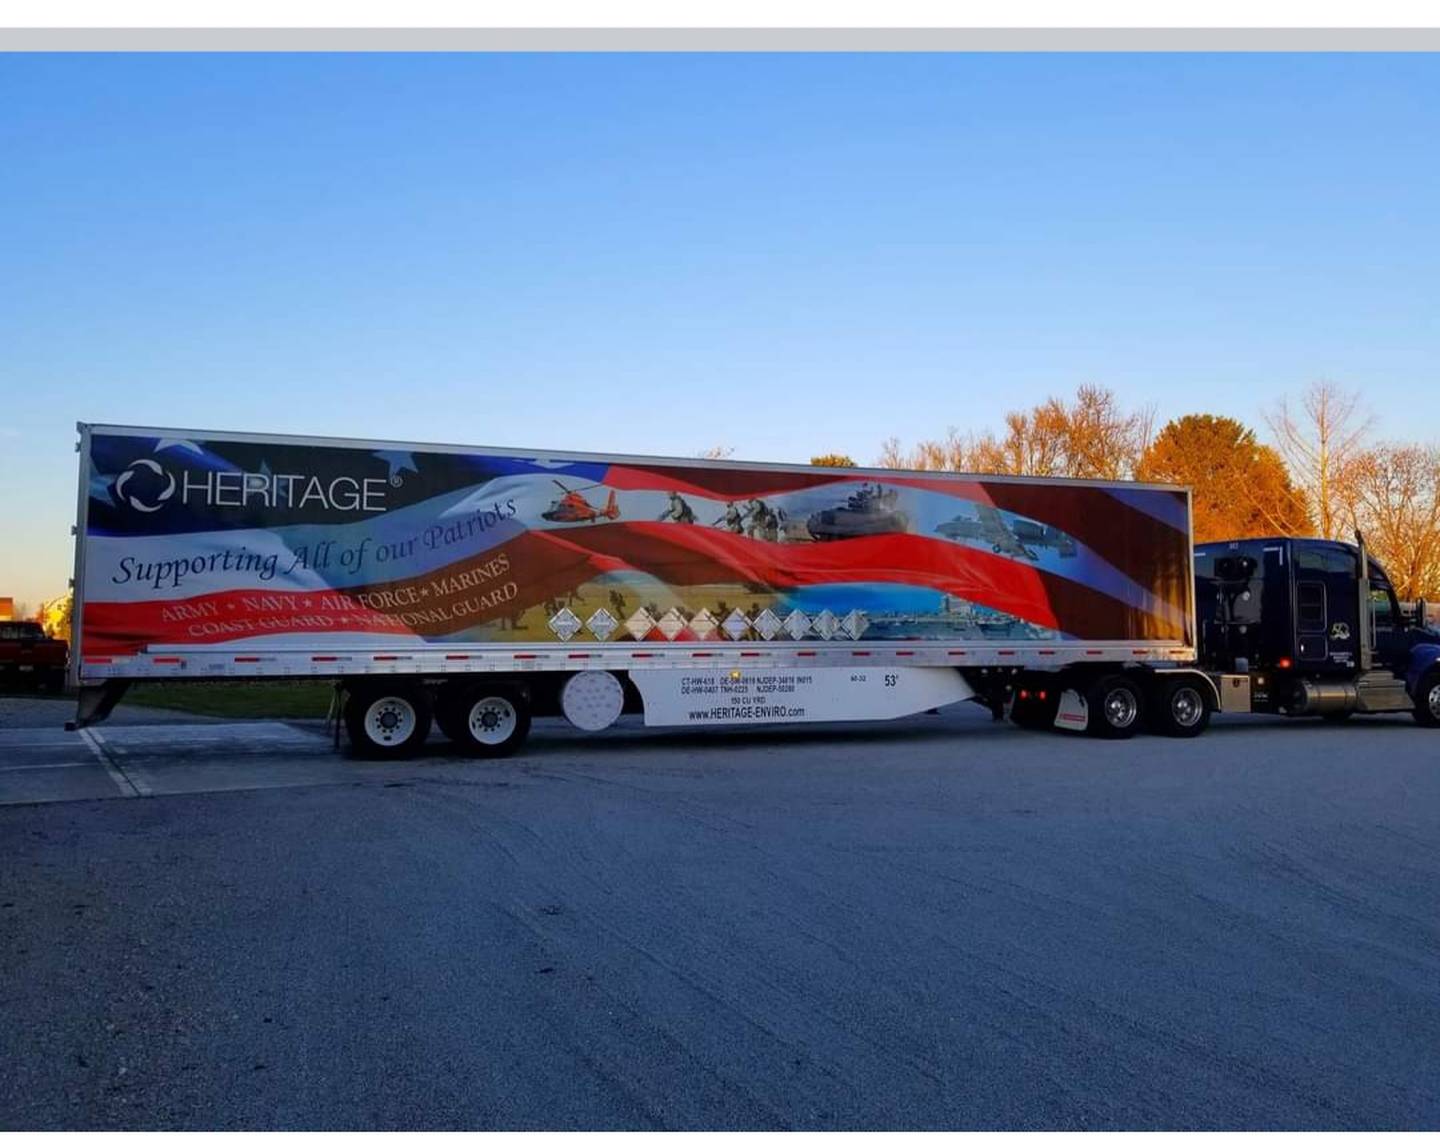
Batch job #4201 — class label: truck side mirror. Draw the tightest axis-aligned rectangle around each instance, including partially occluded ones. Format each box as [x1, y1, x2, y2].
[1418, 599, 1429, 628]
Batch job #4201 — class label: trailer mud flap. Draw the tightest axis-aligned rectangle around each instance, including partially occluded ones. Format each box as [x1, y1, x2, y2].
[1054, 688, 1088, 732]
[632, 666, 974, 727]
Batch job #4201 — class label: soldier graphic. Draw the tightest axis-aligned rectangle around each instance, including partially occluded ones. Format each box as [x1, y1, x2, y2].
[743, 498, 770, 540]
[714, 501, 746, 533]
[658, 491, 696, 525]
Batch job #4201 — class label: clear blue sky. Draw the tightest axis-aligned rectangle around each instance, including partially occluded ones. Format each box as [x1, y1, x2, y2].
[2, 51, 1438, 607]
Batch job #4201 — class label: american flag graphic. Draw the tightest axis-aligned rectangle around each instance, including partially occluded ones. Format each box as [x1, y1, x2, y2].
[79, 432, 1192, 656]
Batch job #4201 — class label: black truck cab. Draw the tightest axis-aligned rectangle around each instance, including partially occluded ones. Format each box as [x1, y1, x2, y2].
[1195, 536, 1440, 724]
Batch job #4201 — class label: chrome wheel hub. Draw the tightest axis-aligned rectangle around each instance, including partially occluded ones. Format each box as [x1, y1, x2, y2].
[1171, 687, 1203, 727]
[1105, 689, 1138, 729]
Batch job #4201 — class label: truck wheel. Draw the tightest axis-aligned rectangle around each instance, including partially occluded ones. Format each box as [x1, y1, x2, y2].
[1085, 675, 1144, 739]
[43, 670, 66, 695]
[345, 684, 432, 758]
[447, 686, 531, 758]
[1147, 678, 1210, 738]
[1415, 669, 1440, 728]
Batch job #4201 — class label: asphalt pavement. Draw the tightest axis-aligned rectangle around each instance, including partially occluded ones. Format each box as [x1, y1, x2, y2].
[1, 694, 1437, 1129]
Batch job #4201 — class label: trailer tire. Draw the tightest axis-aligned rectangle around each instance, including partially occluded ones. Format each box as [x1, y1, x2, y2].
[1147, 677, 1210, 738]
[1085, 675, 1144, 739]
[447, 685, 531, 758]
[345, 684, 432, 758]
[1414, 669, 1440, 728]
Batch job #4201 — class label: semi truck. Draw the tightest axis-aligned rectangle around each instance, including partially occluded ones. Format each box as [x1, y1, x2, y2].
[67, 424, 1440, 755]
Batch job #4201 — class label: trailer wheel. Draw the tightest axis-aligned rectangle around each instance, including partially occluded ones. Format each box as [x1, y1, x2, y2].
[345, 684, 432, 758]
[1085, 675, 1144, 739]
[1414, 669, 1440, 728]
[1147, 678, 1210, 738]
[448, 686, 531, 758]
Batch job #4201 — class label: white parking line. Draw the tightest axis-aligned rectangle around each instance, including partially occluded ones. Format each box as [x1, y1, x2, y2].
[79, 728, 142, 798]
[0, 762, 95, 772]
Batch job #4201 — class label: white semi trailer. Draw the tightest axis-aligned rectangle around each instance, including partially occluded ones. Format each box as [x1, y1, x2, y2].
[70, 423, 1219, 755]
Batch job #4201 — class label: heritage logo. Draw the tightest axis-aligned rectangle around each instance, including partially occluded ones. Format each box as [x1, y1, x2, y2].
[112, 459, 389, 514]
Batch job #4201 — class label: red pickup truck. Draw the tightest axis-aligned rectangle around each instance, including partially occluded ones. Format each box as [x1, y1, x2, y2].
[0, 621, 68, 693]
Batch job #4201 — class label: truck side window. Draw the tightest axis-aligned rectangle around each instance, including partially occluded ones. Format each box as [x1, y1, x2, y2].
[1297, 581, 1327, 634]
[1370, 587, 1394, 631]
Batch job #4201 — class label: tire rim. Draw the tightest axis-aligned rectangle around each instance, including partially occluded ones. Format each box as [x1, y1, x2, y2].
[364, 696, 417, 746]
[468, 697, 517, 745]
[1104, 687, 1139, 729]
[1429, 683, 1440, 720]
[1170, 686, 1204, 728]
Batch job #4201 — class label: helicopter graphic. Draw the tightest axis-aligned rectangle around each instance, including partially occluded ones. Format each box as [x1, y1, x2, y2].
[540, 480, 621, 524]
[935, 504, 1078, 561]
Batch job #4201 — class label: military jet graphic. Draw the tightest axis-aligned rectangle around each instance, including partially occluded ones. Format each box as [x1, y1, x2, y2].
[935, 504, 1078, 561]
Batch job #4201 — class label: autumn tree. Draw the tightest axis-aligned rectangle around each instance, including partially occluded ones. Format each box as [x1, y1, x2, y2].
[1346, 443, 1440, 600]
[810, 453, 857, 468]
[876, 384, 1151, 478]
[1266, 381, 1372, 540]
[1136, 414, 1311, 542]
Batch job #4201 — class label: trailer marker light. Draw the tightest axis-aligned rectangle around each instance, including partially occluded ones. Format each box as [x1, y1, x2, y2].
[740, 651, 761, 658]
[568, 652, 590, 659]
[312, 655, 340, 662]
[444, 654, 470, 660]
[1018, 689, 1030, 700]
[1037, 690, 1048, 701]
[797, 651, 817, 657]
[851, 651, 871, 657]
[513, 653, 538, 660]
[1278, 657, 1293, 669]
[729, 670, 742, 680]
[895, 651, 915, 657]
[234, 656, 260, 663]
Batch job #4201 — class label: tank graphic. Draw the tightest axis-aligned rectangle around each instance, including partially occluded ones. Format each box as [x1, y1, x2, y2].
[807, 483, 909, 541]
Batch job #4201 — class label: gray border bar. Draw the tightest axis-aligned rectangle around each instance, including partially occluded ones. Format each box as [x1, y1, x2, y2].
[4, 28, 1440, 51]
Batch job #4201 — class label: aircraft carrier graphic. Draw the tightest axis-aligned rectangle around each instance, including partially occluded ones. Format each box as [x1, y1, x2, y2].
[861, 596, 1060, 641]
